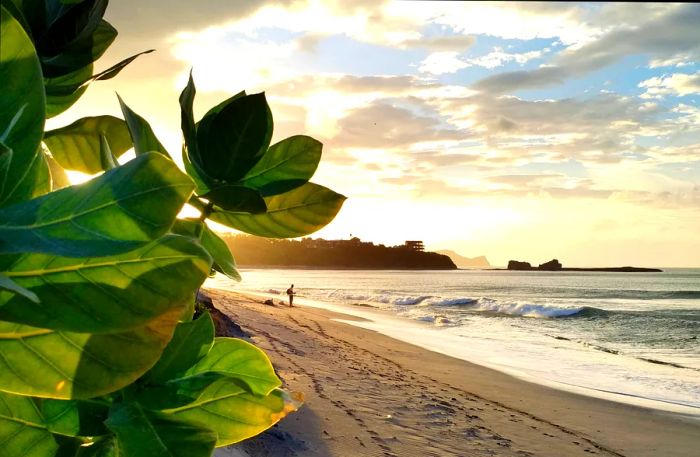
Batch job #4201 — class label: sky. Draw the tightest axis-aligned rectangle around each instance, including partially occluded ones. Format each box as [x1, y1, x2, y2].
[48, 1, 700, 267]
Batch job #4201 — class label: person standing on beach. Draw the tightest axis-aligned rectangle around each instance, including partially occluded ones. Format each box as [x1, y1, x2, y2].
[286, 284, 296, 307]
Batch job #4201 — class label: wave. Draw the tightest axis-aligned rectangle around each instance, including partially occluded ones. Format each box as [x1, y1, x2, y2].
[323, 290, 610, 318]
[471, 300, 602, 318]
[425, 297, 479, 306]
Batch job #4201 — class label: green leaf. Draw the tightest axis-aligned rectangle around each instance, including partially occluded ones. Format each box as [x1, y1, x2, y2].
[182, 147, 209, 195]
[241, 135, 322, 196]
[197, 91, 246, 123]
[43, 50, 154, 119]
[147, 312, 215, 384]
[45, 151, 71, 190]
[43, 116, 132, 173]
[179, 71, 199, 168]
[36, 0, 110, 78]
[210, 182, 346, 238]
[41, 19, 116, 79]
[0, 273, 38, 303]
[201, 224, 241, 281]
[172, 338, 281, 397]
[0, 234, 211, 333]
[163, 380, 297, 447]
[90, 49, 154, 82]
[106, 403, 216, 457]
[195, 92, 272, 183]
[117, 95, 170, 158]
[170, 219, 240, 281]
[0, 152, 194, 257]
[0, 307, 182, 399]
[0, 391, 58, 457]
[0, 5, 48, 206]
[42, 398, 110, 437]
[99, 135, 117, 170]
[45, 63, 92, 118]
[202, 185, 266, 213]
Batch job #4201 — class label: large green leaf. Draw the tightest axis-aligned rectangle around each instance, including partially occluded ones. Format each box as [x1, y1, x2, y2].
[43, 116, 132, 173]
[147, 312, 215, 385]
[172, 338, 281, 397]
[0, 152, 194, 257]
[106, 403, 216, 457]
[117, 95, 170, 158]
[210, 182, 345, 238]
[241, 135, 322, 196]
[202, 185, 266, 213]
[0, 234, 211, 333]
[195, 92, 272, 183]
[0, 5, 48, 206]
[163, 380, 297, 447]
[0, 308, 181, 399]
[42, 398, 110, 437]
[0, 391, 58, 457]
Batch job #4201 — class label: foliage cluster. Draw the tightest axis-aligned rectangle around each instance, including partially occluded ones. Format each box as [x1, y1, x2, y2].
[0, 1, 344, 455]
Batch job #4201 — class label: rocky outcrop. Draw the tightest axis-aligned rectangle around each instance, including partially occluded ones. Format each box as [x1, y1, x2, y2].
[505, 259, 661, 273]
[538, 259, 562, 271]
[196, 290, 248, 337]
[507, 260, 532, 270]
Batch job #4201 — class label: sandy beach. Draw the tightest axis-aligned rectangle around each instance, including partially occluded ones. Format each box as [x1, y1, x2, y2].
[207, 289, 699, 457]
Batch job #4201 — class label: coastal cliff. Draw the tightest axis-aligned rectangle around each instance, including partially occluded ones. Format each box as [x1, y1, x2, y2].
[222, 235, 457, 270]
[436, 250, 490, 268]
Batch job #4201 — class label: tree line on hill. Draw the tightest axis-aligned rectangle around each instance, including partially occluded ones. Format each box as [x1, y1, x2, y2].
[222, 235, 457, 269]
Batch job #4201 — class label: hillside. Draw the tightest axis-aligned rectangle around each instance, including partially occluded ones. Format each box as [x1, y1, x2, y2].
[436, 250, 490, 268]
[222, 236, 457, 270]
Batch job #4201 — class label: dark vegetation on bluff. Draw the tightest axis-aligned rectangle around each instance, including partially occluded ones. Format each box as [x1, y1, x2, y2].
[223, 236, 457, 270]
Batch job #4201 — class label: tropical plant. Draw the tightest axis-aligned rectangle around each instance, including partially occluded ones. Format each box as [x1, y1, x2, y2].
[0, 1, 345, 455]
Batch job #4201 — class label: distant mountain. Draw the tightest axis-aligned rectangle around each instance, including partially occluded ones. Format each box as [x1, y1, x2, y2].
[436, 250, 490, 268]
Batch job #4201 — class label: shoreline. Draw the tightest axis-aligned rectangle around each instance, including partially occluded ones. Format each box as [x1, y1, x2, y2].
[222, 287, 700, 417]
[208, 288, 700, 457]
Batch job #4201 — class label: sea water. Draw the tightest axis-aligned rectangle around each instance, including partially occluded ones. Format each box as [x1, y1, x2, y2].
[206, 268, 700, 416]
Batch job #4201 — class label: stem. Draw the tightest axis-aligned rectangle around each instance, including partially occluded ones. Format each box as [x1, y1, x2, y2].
[199, 201, 214, 222]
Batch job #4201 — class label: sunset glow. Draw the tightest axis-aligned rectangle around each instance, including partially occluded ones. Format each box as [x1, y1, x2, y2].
[47, 1, 700, 267]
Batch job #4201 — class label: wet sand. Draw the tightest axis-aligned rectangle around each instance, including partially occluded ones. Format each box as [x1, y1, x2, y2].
[208, 289, 699, 457]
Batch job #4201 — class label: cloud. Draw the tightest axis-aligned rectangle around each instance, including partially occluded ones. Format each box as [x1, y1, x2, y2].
[639, 71, 700, 99]
[402, 35, 476, 51]
[474, 4, 700, 93]
[331, 101, 464, 148]
[467, 47, 548, 69]
[419, 52, 471, 75]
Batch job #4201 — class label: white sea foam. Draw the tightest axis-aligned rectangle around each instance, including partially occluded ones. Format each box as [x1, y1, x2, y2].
[472, 300, 585, 318]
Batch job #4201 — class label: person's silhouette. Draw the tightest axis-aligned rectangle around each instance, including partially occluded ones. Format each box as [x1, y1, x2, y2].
[286, 284, 296, 307]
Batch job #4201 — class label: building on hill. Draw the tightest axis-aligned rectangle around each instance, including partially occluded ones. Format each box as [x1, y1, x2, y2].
[404, 240, 424, 251]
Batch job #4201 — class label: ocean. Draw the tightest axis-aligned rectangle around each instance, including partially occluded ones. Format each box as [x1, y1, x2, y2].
[206, 268, 700, 416]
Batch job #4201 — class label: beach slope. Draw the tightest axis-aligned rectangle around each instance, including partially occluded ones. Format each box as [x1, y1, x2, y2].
[208, 289, 699, 457]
